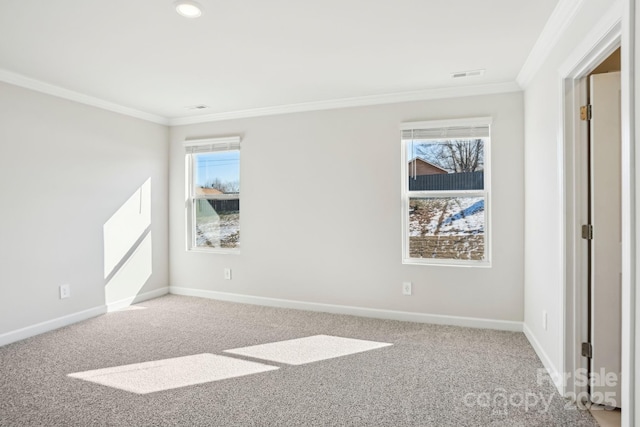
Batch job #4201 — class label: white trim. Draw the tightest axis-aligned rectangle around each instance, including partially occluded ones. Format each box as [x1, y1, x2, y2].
[0, 67, 520, 128]
[558, 1, 624, 77]
[0, 305, 107, 347]
[401, 119, 492, 267]
[183, 136, 241, 148]
[169, 286, 522, 332]
[169, 82, 520, 126]
[559, 73, 591, 400]
[556, 1, 629, 420]
[0, 68, 169, 125]
[523, 324, 564, 394]
[517, 0, 587, 88]
[186, 247, 241, 255]
[185, 144, 241, 252]
[400, 116, 493, 130]
[623, 1, 636, 425]
[106, 286, 170, 312]
[401, 258, 491, 268]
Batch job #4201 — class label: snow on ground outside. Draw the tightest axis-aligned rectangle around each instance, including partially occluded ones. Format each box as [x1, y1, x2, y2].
[409, 197, 484, 237]
[196, 212, 239, 248]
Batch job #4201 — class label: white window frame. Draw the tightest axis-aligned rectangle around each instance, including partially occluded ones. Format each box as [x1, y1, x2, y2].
[184, 136, 241, 254]
[400, 117, 492, 267]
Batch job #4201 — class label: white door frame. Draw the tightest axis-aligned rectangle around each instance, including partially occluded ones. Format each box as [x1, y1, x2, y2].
[628, 0, 639, 424]
[559, 1, 635, 425]
[589, 70, 623, 406]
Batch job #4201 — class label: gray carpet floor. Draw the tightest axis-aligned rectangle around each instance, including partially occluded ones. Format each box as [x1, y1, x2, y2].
[0, 295, 598, 426]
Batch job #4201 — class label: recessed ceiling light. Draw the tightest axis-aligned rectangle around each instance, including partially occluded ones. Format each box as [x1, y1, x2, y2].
[175, 0, 203, 18]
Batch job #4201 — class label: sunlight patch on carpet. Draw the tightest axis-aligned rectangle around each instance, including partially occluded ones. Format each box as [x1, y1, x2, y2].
[116, 305, 147, 311]
[224, 335, 392, 365]
[68, 353, 278, 394]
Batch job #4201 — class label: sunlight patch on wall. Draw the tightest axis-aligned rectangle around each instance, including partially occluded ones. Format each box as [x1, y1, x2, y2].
[103, 178, 151, 279]
[224, 335, 392, 365]
[104, 233, 153, 307]
[68, 354, 278, 394]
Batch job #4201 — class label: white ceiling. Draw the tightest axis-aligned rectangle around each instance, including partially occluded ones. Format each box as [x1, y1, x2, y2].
[0, 0, 559, 124]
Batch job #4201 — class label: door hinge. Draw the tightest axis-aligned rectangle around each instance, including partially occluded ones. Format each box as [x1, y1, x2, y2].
[580, 104, 592, 121]
[581, 224, 593, 240]
[581, 342, 593, 358]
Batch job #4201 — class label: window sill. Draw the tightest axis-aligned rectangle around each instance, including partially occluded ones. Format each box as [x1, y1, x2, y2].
[402, 258, 491, 268]
[187, 247, 240, 255]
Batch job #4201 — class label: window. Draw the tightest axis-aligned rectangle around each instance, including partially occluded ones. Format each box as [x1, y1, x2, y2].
[185, 137, 241, 252]
[401, 117, 491, 266]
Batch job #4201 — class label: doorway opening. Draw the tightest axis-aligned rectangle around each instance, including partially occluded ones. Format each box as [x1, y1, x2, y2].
[560, 18, 626, 426]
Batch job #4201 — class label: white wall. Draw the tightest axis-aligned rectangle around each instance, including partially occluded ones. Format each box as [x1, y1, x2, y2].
[0, 82, 169, 336]
[523, 0, 622, 383]
[169, 92, 524, 323]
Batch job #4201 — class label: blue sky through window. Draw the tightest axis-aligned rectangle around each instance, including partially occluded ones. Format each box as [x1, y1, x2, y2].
[195, 151, 240, 189]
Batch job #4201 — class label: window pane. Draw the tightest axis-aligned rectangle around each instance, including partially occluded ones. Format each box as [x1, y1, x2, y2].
[194, 151, 240, 195]
[195, 199, 240, 249]
[191, 149, 240, 250]
[406, 138, 486, 191]
[408, 196, 485, 260]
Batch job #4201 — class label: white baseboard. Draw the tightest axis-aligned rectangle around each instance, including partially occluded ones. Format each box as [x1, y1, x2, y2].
[169, 286, 523, 332]
[106, 286, 170, 312]
[0, 305, 107, 347]
[523, 323, 563, 395]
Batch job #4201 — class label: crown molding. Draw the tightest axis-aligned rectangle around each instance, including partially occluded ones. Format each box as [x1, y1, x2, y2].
[168, 81, 521, 126]
[0, 68, 169, 125]
[0, 67, 521, 128]
[516, 0, 587, 89]
[558, 0, 622, 78]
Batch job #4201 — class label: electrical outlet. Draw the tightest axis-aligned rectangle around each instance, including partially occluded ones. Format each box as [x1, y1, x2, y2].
[402, 282, 412, 296]
[59, 284, 71, 299]
[543, 310, 548, 331]
[224, 268, 232, 280]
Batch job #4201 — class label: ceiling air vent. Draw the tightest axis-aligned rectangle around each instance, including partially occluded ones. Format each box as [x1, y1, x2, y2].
[451, 69, 485, 79]
[186, 104, 209, 110]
